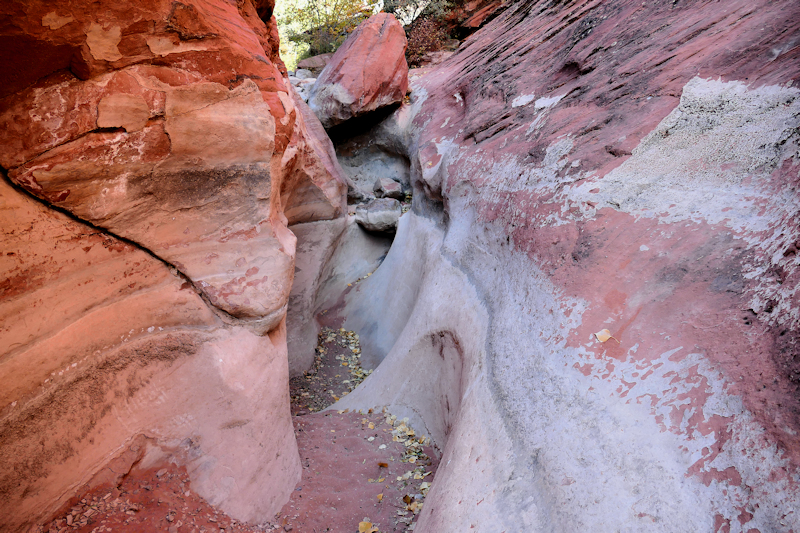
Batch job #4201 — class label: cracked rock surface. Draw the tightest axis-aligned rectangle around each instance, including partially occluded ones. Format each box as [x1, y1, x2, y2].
[0, 0, 346, 530]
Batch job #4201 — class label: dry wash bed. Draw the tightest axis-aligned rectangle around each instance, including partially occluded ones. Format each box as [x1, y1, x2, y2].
[37, 328, 439, 533]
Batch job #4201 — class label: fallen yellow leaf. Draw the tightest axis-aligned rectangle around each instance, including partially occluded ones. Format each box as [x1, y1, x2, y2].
[594, 328, 620, 344]
[358, 521, 378, 533]
[377, 493, 383, 502]
[368, 422, 375, 430]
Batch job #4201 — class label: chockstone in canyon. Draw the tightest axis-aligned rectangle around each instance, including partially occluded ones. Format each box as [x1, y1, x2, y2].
[1, 0, 799, 532]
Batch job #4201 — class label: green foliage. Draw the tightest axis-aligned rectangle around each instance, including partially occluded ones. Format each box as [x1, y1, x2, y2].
[383, 0, 452, 25]
[275, 0, 308, 70]
[276, 0, 379, 69]
[275, 0, 460, 71]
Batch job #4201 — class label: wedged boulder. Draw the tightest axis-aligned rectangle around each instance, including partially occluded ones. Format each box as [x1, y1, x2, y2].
[289, 74, 316, 102]
[297, 52, 333, 74]
[0, 0, 346, 530]
[308, 13, 408, 128]
[374, 177, 404, 199]
[355, 198, 402, 233]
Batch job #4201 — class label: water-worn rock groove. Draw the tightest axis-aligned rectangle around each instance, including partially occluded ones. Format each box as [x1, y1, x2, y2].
[1, 1, 799, 532]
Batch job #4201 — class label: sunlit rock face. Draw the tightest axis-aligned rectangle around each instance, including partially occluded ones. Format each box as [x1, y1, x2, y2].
[330, 1, 800, 532]
[308, 12, 409, 129]
[0, 0, 347, 331]
[0, 0, 346, 530]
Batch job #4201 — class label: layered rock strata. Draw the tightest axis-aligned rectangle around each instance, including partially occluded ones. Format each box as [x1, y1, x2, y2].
[0, 0, 346, 530]
[331, 1, 800, 532]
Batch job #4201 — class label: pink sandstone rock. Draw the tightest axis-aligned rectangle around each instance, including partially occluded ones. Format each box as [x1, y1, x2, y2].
[297, 52, 334, 73]
[327, 1, 800, 531]
[0, 177, 300, 532]
[0, 0, 344, 530]
[308, 13, 409, 129]
[460, 1, 504, 29]
[373, 177, 404, 200]
[0, 0, 347, 333]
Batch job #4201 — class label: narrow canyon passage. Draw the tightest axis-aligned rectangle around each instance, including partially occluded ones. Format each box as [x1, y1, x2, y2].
[36, 323, 442, 533]
[2, 1, 800, 532]
[31, 59, 442, 531]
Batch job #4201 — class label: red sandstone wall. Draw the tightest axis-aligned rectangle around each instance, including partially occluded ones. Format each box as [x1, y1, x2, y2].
[0, 1, 346, 530]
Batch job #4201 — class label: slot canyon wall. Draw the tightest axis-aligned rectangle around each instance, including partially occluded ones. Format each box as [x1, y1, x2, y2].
[2, 0, 800, 531]
[0, 0, 346, 531]
[331, 0, 800, 532]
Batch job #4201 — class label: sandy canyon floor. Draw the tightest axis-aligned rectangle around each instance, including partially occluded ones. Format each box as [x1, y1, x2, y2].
[36, 326, 439, 533]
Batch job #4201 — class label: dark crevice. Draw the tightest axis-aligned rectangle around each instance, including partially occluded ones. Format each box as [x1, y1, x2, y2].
[0, 165, 241, 326]
[11, 117, 167, 170]
[325, 103, 401, 144]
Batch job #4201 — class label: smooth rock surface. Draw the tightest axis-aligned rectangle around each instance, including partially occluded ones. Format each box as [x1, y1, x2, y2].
[0, 177, 300, 531]
[286, 218, 346, 377]
[314, 215, 394, 312]
[309, 13, 409, 129]
[0, 0, 346, 333]
[374, 177, 404, 200]
[0, 0, 344, 530]
[330, 1, 800, 532]
[355, 198, 402, 233]
[296, 52, 333, 74]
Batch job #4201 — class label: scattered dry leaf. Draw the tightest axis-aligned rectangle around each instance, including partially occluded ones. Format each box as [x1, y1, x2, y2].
[377, 493, 383, 502]
[594, 328, 620, 344]
[358, 521, 378, 533]
[378, 462, 388, 468]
